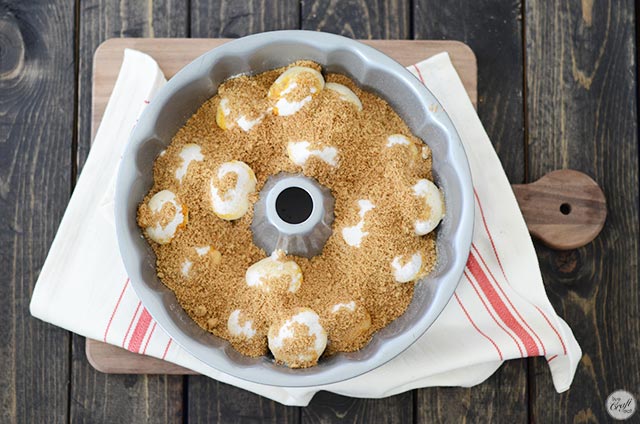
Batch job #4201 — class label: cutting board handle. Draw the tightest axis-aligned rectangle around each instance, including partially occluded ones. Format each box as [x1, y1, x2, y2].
[511, 169, 606, 250]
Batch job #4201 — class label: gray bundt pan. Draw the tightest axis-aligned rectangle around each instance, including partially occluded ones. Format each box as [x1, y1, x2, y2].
[115, 30, 474, 387]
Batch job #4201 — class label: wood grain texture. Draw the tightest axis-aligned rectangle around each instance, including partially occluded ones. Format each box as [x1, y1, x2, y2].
[415, 361, 527, 424]
[71, 337, 184, 423]
[4, 0, 630, 421]
[512, 170, 607, 250]
[412, 1, 529, 422]
[301, 392, 412, 424]
[188, 380, 300, 424]
[301, 0, 410, 39]
[525, 0, 639, 422]
[191, 0, 299, 38]
[71, 1, 187, 423]
[77, 0, 189, 172]
[415, 0, 526, 184]
[0, 1, 74, 423]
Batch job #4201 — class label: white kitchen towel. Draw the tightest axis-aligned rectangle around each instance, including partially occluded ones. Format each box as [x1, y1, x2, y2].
[31, 48, 581, 406]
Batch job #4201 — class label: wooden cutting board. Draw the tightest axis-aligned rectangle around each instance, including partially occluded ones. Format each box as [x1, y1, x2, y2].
[86, 38, 605, 375]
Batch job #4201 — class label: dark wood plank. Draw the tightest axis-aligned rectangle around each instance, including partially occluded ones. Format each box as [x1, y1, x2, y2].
[414, 364, 527, 423]
[414, 0, 526, 184]
[188, 380, 300, 424]
[525, 0, 639, 422]
[191, 0, 299, 38]
[299, 1, 414, 421]
[0, 1, 74, 422]
[301, 0, 410, 39]
[302, 392, 412, 424]
[71, 1, 188, 422]
[76, 0, 189, 173]
[71, 338, 184, 423]
[413, 1, 529, 422]
[187, 2, 302, 422]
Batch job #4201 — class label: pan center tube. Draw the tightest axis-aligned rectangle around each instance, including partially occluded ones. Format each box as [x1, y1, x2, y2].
[251, 173, 334, 257]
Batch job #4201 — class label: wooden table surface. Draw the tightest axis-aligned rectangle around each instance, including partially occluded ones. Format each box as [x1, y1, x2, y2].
[1, 1, 637, 423]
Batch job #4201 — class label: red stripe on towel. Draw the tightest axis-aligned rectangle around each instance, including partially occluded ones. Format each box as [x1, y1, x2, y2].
[472, 191, 549, 356]
[464, 270, 524, 357]
[455, 293, 503, 360]
[473, 188, 566, 354]
[471, 244, 547, 356]
[467, 253, 540, 356]
[127, 308, 153, 353]
[473, 188, 509, 282]
[122, 301, 141, 348]
[161, 339, 173, 360]
[473, 189, 564, 353]
[103, 278, 129, 342]
[535, 305, 568, 355]
[413, 64, 426, 84]
[142, 322, 157, 355]
[547, 354, 559, 363]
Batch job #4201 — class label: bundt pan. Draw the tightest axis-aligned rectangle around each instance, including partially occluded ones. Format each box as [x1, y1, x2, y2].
[115, 30, 474, 387]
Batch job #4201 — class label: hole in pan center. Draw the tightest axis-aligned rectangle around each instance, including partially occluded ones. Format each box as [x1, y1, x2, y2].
[275, 186, 314, 224]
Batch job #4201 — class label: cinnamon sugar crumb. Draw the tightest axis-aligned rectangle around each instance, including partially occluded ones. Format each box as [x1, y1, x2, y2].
[216, 172, 238, 194]
[137, 201, 176, 228]
[137, 61, 440, 365]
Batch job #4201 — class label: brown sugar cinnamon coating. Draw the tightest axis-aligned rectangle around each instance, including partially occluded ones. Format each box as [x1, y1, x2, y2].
[136, 61, 445, 367]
